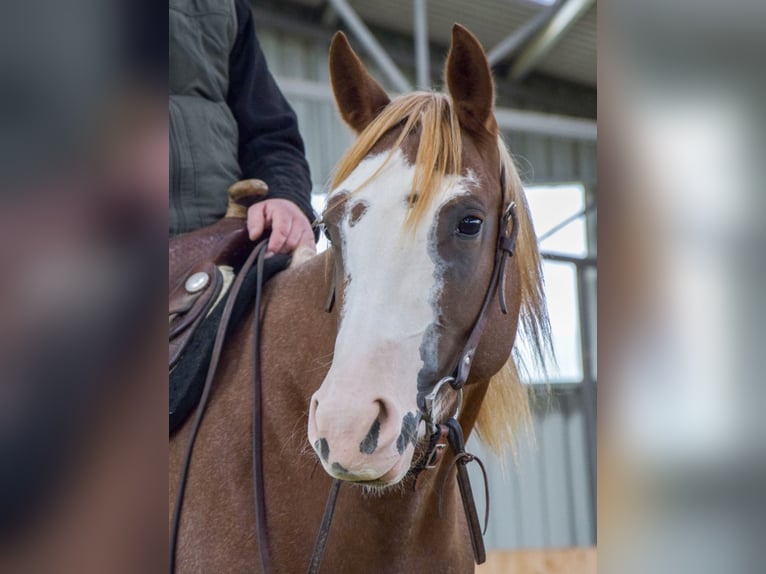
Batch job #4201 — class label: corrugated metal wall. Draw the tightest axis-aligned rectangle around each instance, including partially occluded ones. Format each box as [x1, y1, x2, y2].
[256, 24, 597, 550]
[508, 132, 597, 187]
[467, 389, 595, 549]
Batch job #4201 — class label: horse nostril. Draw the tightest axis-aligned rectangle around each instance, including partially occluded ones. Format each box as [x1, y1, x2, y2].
[357, 398, 398, 455]
[375, 398, 388, 421]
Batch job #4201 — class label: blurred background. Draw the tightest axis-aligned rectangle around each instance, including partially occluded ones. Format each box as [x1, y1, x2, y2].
[2, 0, 766, 572]
[252, 0, 597, 570]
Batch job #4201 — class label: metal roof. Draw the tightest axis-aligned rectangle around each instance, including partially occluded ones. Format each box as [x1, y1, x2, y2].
[285, 0, 596, 87]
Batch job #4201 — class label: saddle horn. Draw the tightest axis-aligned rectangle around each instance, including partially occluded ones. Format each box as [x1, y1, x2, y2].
[225, 178, 269, 219]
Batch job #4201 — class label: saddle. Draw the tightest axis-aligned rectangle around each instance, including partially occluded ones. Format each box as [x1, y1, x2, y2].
[169, 179, 289, 433]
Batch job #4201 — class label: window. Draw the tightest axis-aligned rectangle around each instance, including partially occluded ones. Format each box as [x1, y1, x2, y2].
[519, 183, 591, 384]
[525, 183, 588, 258]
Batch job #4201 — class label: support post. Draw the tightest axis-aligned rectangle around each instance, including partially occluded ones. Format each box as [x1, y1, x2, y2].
[487, 0, 564, 67]
[413, 0, 430, 89]
[510, 0, 595, 80]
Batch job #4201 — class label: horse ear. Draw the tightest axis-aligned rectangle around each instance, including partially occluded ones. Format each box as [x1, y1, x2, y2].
[444, 24, 497, 135]
[329, 32, 391, 134]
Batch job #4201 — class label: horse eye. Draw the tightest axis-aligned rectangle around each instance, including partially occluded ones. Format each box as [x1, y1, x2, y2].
[457, 216, 483, 236]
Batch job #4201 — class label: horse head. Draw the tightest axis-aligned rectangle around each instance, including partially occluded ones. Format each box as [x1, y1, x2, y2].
[307, 25, 543, 487]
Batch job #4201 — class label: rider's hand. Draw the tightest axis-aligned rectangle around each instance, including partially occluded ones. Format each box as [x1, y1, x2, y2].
[247, 198, 316, 257]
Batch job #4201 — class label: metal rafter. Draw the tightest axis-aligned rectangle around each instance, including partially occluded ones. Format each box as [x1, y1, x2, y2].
[413, 0, 430, 89]
[494, 107, 596, 140]
[275, 77, 596, 140]
[510, 0, 595, 80]
[326, 0, 412, 92]
[486, 0, 565, 67]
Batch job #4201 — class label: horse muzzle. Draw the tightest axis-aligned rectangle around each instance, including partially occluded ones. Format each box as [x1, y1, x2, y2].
[307, 387, 418, 485]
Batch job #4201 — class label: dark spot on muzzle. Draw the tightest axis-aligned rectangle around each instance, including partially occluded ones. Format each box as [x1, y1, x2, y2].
[315, 438, 330, 462]
[396, 412, 419, 455]
[359, 418, 381, 454]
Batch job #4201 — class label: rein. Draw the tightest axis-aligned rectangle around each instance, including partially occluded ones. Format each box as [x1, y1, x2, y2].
[170, 239, 269, 573]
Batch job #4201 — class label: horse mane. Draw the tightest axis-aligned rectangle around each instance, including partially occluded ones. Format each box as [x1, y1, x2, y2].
[474, 138, 553, 458]
[327, 91, 552, 456]
[330, 92, 461, 228]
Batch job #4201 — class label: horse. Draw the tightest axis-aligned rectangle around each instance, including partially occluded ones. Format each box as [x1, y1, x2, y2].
[169, 24, 549, 573]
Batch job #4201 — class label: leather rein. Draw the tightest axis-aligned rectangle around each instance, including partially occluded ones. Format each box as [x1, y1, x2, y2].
[170, 239, 269, 573]
[170, 170, 520, 573]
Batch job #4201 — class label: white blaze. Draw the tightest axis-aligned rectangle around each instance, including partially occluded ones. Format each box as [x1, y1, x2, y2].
[326, 150, 472, 412]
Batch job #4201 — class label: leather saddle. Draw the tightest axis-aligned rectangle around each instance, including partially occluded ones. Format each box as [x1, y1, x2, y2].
[169, 180, 289, 433]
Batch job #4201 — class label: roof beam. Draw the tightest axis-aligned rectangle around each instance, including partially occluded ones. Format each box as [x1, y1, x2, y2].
[413, 0, 430, 89]
[494, 106, 596, 140]
[275, 76, 597, 140]
[326, 0, 412, 93]
[486, 0, 565, 67]
[510, 0, 595, 80]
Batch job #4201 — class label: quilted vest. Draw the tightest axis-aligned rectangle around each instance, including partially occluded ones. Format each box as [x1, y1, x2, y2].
[169, 0, 241, 235]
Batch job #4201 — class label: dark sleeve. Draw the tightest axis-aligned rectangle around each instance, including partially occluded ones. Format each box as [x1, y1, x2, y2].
[227, 0, 315, 224]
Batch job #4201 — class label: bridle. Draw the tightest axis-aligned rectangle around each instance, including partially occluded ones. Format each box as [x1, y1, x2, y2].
[410, 174, 519, 566]
[418, 193, 519, 442]
[170, 167, 520, 573]
[419, 195, 519, 424]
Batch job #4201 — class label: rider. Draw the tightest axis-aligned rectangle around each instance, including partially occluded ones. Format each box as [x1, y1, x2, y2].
[170, 0, 316, 257]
